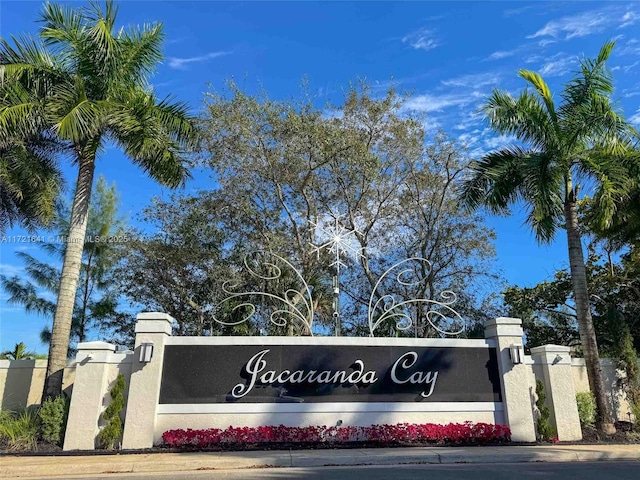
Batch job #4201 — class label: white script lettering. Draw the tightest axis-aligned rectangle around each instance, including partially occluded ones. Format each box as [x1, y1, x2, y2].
[231, 349, 379, 399]
[390, 351, 439, 398]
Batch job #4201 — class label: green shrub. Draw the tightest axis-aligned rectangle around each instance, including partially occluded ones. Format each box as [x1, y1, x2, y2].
[39, 394, 70, 446]
[631, 400, 640, 428]
[99, 374, 126, 449]
[626, 431, 640, 442]
[0, 407, 41, 451]
[535, 380, 556, 441]
[576, 391, 596, 428]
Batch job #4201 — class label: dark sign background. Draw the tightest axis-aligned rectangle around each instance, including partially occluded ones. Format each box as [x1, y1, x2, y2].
[159, 344, 501, 404]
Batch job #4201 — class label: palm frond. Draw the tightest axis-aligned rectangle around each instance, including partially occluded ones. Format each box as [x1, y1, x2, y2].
[108, 90, 195, 187]
[560, 41, 616, 149]
[15, 251, 60, 291]
[39, 2, 84, 50]
[518, 70, 559, 130]
[118, 23, 164, 85]
[51, 78, 105, 142]
[0, 275, 56, 316]
[519, 152, 565, 243]
[483, 89, 555, 151]
[460, 145, 528, 213]
[578, 151, 634, 230]
[0, 136, 63, 232]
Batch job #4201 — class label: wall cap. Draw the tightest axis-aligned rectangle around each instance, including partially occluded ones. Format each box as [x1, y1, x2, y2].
[530, 344, 571, 354]
[485, 317, 522, 327]
[137, 312, 175, 322]
[77, 341, 116, 352]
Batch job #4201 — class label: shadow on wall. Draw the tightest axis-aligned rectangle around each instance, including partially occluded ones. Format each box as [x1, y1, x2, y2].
[601, 362, 623, 422]
[1, 360, 37, 410]
[0, 360, 77, 410]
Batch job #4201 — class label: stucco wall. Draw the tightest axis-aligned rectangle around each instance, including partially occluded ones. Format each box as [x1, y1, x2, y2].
[0, 359, 76, 410]
[571, 358, 637, 422]
[3, 355, 637, 422]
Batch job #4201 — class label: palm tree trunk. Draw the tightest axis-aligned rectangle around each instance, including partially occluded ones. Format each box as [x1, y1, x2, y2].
[564, 199, 616, 434]
[42, 155, 96, 399]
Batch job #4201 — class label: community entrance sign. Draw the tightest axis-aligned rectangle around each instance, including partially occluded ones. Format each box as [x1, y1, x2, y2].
[159, 343, 501, 404]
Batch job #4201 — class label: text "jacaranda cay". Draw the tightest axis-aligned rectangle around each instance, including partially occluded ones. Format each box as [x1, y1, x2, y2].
[231, 349, 439, 399]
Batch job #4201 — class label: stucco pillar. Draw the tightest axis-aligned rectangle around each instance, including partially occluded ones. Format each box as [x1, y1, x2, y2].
[122, 312, 173, 450]
[485, 317, 536, 442]
[530, 344, 582, 441]
[63, 341, 116, 450]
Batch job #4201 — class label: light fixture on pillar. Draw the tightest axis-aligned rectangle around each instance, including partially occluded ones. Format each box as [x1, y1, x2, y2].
[509, 344, 524, 365]
[139, 342, 154, 363]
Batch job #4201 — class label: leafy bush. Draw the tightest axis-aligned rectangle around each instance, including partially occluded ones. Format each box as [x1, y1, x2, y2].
[162, 422, 511, 448]
[626, 431, 640, 442]
[576, 391, 596, 428]
[39, 394, 70, 446]
[535, 380, 556, 441]
[0, 408, 41, 451]
[99, 374, 126, 449]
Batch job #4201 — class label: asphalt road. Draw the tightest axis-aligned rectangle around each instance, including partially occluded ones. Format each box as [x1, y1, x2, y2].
[16, 461, 640, 480]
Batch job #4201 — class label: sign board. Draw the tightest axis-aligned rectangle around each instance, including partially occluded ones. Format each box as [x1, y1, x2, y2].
[159, 344, 501, 404]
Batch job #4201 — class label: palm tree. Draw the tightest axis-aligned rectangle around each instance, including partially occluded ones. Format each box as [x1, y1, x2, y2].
[461, 41, 638, 434]
[0, 131, 64, 233]
[0, 1, 196, 398]
[0, 342, 46, 360]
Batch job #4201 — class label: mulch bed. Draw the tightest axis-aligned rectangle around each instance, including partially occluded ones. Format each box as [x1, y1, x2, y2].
[580, 421, 638, 444]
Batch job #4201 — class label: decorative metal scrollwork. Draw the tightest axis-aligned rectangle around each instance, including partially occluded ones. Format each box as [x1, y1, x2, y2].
[367, 258, 465, 337]
[210, 251, 314, 335]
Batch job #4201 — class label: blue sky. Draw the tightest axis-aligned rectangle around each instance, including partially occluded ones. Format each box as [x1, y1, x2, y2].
[1, 1, 640, 352]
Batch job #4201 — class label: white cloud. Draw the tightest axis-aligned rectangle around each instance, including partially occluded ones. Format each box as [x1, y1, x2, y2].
[524, 54, 542, 65]
[442, 72, 500, 89]
[621, 11, 640, 28]
[529, 11, 609, 39]
[401, 92, 480, 113]
[617, 38, 640, 56]
[488, 50, 515, 60]
[402, 28, 440, 51]
[0, 263, 24, 277]
[537, 39, 557, 47]
[622, 87, 640, 98]
[630, 109, 640, 126]
[458, 130, 482, 148]
[484, 134, 517, 150]
[420, 117, 441, 134]
[167, 51, 231, 70]
[539, 53, 577, 77]
[321, 109, 343, 120]
[529, 7, 639, 40]
[454, 112, 484, 131]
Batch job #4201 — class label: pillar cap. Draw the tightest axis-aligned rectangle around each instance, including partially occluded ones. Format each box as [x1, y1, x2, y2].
[135, 312, 174, 335]
[484, 317, 523, 340]
[530, 344, 572, 365]
[77, 341, 116, 352]
[485, 317, 522, 327]
[530, 344, 571, 354]
[136, 312, 175, 322]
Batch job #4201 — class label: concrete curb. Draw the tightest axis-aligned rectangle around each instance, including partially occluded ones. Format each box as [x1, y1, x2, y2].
[1, 445, 639, 478]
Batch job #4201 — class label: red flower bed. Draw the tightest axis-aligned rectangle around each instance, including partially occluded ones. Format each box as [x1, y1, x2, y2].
[162, 422, 511, 448]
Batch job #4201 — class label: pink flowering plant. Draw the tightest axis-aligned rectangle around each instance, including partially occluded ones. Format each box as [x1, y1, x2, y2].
[162, 422, 511, 448]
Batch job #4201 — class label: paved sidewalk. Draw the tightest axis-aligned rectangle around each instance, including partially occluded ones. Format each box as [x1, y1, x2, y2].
[1, 444, 639, 479]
